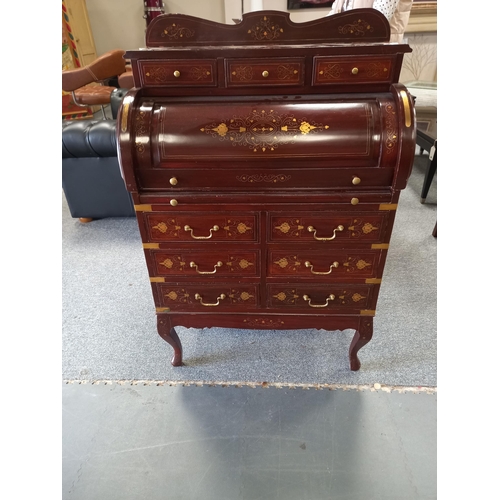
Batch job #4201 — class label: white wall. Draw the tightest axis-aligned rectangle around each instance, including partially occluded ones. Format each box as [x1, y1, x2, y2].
[86, 0, 225, 55]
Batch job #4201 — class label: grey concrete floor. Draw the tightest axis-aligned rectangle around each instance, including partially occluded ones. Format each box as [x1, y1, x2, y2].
[62, 383, 436, 500]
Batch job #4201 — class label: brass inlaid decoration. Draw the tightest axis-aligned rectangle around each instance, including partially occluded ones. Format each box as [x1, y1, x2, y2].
[243, 318, 285, 327]
[273, 256, 301, 272]
[144, 65, 212, 82]
[236, 174, 291, 183]
[272, 288, 368, 306]
[231, 66, 253, 81]
[348, 220, 379, 237]
[343, 257, 372, 272]
[274, 220, 304, 236]
[200, 109, 330, 153]
[384, 103, 397, 154]
[225, 256, 256, 272]
[338, 19, 374, 36]
[247, 16, 283, 40]
[135, 110, 148, 154]
[151, 218, 182, 237]
[319, 64, 343, 80]
[159, 256, 186, 271]
[160, 23, 194, 39]
[367, 62, 389, 78]
[223, 219, 253, 237]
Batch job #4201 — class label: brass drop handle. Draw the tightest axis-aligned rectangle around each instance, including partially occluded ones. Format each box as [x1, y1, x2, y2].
[352, 176, 361, 185]
[262, 70, 269, 78]
[195, 293, 226, 307]
[304, 261, 339, 275]
[190, 261, 223, 274]
[303, 294, 336, 308]
[307, 225, 344, 241]
[184, 224, 219, 239]
[351, 67, 359, 75]
[169, 177, 178, 186]
[173, 70, 181, 78]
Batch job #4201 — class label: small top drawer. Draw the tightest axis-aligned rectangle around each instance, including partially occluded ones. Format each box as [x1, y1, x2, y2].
[138, 59, 217, 87]
[312, 56, 393, 85]
[226, 58, 304, 87]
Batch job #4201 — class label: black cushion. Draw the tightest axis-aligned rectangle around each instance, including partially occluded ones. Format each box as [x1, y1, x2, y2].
[62, 119, 118, 158]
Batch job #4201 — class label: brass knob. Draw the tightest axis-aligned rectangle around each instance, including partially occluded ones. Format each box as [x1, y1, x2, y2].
[352, 176, 361, 185]
[351, 67, 359, 75]
[173, 70, 180, 78]
[262, 70, 269, 78]
[169, 177, 178, 186]
[170, 199, 178, 206]
[351, 198, 359, 205]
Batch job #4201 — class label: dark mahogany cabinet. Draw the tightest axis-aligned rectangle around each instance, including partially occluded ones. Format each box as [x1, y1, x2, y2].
[117, 9, 416, 370]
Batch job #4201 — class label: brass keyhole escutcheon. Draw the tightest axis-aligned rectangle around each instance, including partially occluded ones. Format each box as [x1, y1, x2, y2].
[352, 176, 361, 185]
[351, 67, 359, 75]
[169, 177, 178, 186]
[170, 199, 178, 207]
[173, 70, 181, 77]
[262, 70, 269, 78]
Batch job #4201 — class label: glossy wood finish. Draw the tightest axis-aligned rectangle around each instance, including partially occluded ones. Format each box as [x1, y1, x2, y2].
[118, 10, 416, 371]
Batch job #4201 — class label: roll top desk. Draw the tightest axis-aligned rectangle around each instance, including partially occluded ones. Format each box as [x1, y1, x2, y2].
[117, 9, 416, 370]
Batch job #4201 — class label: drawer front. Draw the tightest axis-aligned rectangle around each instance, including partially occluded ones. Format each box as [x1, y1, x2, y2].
[143, 212, 259, 243]
[226, 58, 304, 87]
[269, 250, 382, 280]
[139, 59, 217, 87]
[148, 249, 260, 277]
[157, 283, 259, 310]
[312, 56, 393, 85]
[138, 167, 394, 191]
[269, 212, 389, 244]
[268, 284, 374, 311]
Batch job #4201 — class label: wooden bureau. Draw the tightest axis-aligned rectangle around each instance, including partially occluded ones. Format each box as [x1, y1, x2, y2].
[117, 9, 416, 371]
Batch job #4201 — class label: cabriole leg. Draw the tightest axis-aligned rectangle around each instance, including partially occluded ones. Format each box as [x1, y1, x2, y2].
[349, 317, 373, 371]
[156, 315, 183, 366]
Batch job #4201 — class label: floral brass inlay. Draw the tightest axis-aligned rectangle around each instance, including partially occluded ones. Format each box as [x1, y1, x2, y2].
[225, 256, 255, 272]
[161, 23, 194, 39]
[343, 257, 373, 272]
[236, 174, 291, 183]
[338, 19, 374, 36]
[384, 103, 397, 153]
[158, 255, 186, 271]
[151, 219, 182, 237]
[164, 288, 191, 303]
[347, 220, 380, 237]
[274, 219, 305, 237]
[247, 16, 283, 40]
[227, 289, 256, 304]
[273, 256, 301, 272]
[221, 220, 254, 237]
[352, 293, 366, 302]
[200, 109, 330, 153]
